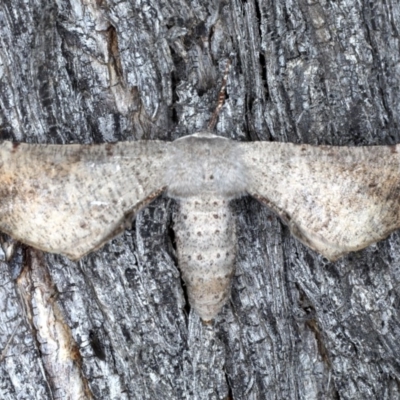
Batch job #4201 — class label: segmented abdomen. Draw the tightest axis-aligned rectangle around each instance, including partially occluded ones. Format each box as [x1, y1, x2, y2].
[174, 196, 236, 321]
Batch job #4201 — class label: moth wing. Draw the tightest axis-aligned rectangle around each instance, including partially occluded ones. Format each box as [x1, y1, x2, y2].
[0, 141, 170, 260]
[241, 142, 400, 261]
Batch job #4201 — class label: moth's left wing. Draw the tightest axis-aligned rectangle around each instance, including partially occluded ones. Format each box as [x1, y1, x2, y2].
[0, 141, 170, 260]
[241, 142, 400, 261]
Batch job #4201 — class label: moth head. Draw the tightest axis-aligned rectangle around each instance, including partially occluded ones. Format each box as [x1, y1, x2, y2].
[165, 132, 248, 199]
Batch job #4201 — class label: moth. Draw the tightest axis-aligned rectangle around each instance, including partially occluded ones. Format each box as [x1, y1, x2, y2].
[1, 134, 400, 320]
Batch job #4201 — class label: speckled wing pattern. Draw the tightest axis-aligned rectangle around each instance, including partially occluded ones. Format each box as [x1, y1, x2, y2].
[0, 141, 169, 260]
[242, 142, 400, 261]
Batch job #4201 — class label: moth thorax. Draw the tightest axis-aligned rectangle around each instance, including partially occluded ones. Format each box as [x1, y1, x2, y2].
[166, 133, 247, 199]
[174, 195, 236, 321]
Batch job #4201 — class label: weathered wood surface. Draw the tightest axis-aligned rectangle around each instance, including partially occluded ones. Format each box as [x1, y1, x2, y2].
[1, 0, 400, 399]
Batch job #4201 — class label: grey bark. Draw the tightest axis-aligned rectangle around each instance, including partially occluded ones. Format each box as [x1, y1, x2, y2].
[1, 0, 400, 399]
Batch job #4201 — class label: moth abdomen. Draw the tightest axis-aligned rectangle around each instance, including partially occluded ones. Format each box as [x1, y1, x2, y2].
[175, 196, 236, 321]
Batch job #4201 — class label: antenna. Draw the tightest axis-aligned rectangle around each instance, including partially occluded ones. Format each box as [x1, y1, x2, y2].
[207, 59, 231, 131]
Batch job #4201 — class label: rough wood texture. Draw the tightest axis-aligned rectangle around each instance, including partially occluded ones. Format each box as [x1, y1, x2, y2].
[1, 0, 400, 399]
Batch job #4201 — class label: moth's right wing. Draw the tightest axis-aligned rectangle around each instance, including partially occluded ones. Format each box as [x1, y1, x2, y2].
[241, 141, 400, 261]
[0, 141, 170, 260]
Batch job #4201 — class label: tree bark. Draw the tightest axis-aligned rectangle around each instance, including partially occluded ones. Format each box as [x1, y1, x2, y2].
[1, 0, 400, 399]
